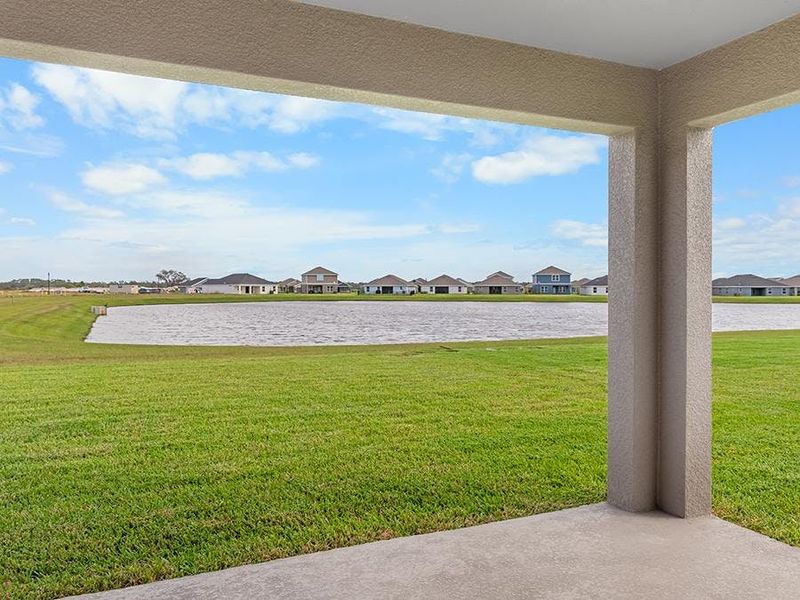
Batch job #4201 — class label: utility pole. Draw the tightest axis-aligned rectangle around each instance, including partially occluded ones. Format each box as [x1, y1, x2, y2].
[47, 272, 50, 296]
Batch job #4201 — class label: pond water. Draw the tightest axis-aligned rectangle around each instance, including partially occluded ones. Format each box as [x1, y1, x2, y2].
[85, 301, 800, 347]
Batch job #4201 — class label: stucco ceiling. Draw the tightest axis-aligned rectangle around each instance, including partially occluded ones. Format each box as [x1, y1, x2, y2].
[296, 0, 800, 69]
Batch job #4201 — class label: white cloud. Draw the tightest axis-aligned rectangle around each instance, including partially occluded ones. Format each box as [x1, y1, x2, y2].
[715, 216, 746, 231]
[8, 216, 36, 226]
[32, 64, 187, 139]
[0, 160, 11, 174]
[0, 83, 44, 130]
[287, 152, 320, 169]
[713, 208, 800, 275]
[159, 151, 320, 180]
[268, 96, 340, 133]
[370, 108, 512, 146]
[782, 175, 800, 188]
[81, 163, 166, 195]
[439, 222, 479, 234]
[779, 198, 800, 218]
[46, 189, 126, 219]
[431, 153, 472, 183]
[472, 134, 605, 184]
[372, 108, 451, 141]
[32, 63, 342, 139]
[551, 219, 608, 247]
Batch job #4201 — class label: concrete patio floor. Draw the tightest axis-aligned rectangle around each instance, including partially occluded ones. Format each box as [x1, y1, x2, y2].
[70, 503, 800, 599]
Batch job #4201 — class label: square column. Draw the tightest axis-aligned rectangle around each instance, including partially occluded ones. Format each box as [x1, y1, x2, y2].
[607, 130, 659, 512]
[657, 126, 713, 517]
[607, 125, 712, 518]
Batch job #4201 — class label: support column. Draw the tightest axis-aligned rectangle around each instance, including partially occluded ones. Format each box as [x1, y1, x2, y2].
[657, 126, 713, 517]
[607, 128, 659, 512]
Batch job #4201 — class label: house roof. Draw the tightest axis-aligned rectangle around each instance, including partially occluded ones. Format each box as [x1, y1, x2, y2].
[476, 274, 521, 287]
[712, 274, 787, 288]
[456, 278, 474, 287]
[773, 275, 800, 287]
[427, 274, 464, 287]
[486, 271, 514, 280]
[583, 275, 609, 286]
[279, 277, 301, 285]
[203, 273, 275, 285]
[411, 277, 428, 285]
[368, 274, 411, 286]
[303, 266, 337, 276]
[183, 277, 207, 287]
[534, 265, 571, 276]
[571, 278, 590, 286]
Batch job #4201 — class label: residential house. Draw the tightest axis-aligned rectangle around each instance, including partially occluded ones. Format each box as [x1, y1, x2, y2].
[571, 278, 590, 294]
[456, 278, 474, 293]
[301, 266, 339, 294]
[178, 277, 208, 294]
[771, 275, 800, 296]
[712, 274, 790, 297]
[277, 277, 301, 293]
[423, 274, 469, 294]
[197, 273, 277, 294]
[580, 275, 608, 295]
[362, 274, 416, 295]
[410, 277, 428, 293]
[532, 266, 572, 294]
[473, 271, 523, 295]
[109, 284, 139, 294]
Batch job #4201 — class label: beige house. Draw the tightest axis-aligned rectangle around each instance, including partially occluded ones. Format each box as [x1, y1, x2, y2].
[362, 274, 416, 295]
[300, 266, 339, 294]
[109, 284, 139, 294]
[571, 278, 590, 294]
[473, 271, 523, 295]
[277, 277, 301, 293]
[10, 1, 800, 597]
[423, 274, 469, 294]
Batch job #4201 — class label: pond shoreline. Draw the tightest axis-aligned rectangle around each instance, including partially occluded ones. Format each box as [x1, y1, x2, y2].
[86, 300, 800, 347]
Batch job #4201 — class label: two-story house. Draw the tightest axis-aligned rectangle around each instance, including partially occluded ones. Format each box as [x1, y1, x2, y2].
[473, 271, 523, 295]
[532, 266, 572, 294]
[301, 266, 339, 294]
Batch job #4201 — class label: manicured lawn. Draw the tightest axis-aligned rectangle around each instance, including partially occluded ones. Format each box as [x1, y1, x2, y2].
[0, 295, 798, 599]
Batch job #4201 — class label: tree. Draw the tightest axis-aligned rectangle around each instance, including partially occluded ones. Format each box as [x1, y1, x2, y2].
[155, 269, 188, 288]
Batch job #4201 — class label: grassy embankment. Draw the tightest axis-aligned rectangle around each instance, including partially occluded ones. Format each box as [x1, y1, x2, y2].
[0, 294, 798, 599]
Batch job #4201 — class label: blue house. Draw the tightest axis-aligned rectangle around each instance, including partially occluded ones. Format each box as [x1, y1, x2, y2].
[532, 266, 572, 294]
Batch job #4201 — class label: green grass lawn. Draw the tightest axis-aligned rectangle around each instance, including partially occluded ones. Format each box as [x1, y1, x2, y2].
[0, 295, 798, 599]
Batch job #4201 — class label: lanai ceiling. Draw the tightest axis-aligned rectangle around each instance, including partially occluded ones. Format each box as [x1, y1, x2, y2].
[296, 0, 800, 68]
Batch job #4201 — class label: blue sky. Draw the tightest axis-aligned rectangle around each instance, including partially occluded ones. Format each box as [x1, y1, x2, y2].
[0, 56, 796, 282]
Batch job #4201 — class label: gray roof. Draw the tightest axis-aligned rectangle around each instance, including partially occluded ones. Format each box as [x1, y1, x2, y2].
[773, 275, 800, 287]
[368, 274, 411, 286]
[411, 277, 429, 285]
[183, 277, 207, 287]
[303, 266, 337, 276]
[279, 277, 301, 285]
[487, 270, 514, 280]
[571, 278, 590, 286]
[712, 274, 787, 288]
[534, 265, 571, 276]
[427, 274, 464, 286]
[583, 275, 608, 286]
[203, 273, 275, 285]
